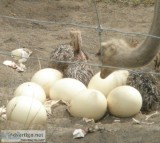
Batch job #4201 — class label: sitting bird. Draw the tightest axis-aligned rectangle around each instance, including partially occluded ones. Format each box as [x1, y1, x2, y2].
[49, 28, 94, 86]
[64, 29, 94, 86]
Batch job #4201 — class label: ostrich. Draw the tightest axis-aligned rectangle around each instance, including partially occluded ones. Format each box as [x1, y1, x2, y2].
[96, 0, 160, 112]
[49, 28, 93, 86]
[97, 0, 160, 78]
[49, 44, 74, 73]
[96, 39, 160, 111]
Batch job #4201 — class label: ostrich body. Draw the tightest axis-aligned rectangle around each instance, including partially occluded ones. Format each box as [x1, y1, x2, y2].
[126, 72, 160, 111]
[49, 29, 93, 86]
[49, 44, 74, 73]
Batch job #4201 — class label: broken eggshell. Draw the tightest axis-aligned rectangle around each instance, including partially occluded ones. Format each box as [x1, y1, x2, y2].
[3, 60, 18, 69]
[73, 129, 86, 139]
[3, 60, 26, 72]
[11, 48, 32, 63]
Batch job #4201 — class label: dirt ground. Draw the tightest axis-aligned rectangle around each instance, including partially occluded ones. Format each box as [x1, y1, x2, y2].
[0, 0, 160, 143]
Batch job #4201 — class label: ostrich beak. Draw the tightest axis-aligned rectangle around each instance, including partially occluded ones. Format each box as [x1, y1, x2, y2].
[100, 67, 114, 79]
[96, 51, 101, 56]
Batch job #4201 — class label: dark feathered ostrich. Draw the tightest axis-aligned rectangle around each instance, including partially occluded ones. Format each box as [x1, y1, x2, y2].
[49, 28, 93, 86]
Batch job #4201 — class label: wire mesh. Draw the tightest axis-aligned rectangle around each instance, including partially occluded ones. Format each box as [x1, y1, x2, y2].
[0, 0, 159, 141]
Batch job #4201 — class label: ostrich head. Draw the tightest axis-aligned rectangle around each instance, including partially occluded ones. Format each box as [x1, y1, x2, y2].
[97, 40, 119, 78]
[70, 28, 88, 61]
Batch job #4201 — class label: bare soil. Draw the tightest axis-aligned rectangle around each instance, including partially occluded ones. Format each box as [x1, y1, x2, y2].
[0, 0, 160, 143]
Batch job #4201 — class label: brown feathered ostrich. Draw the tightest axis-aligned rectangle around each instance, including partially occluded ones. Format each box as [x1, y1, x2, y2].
[49, 28, 93, 86]
[49, 44, 74, 73]
[64, 29, 93, 86]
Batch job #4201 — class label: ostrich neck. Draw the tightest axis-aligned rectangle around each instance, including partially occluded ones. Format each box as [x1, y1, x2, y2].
[111, 0, 160, 68]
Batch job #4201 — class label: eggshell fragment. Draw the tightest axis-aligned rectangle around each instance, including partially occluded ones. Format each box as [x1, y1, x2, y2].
[68, 89, 107, 121]
[11, 48, 32, 63]
[6, 96, 47, 128]
[31, 68, 63, 97]
[3, 60, 18, 69]
[49, 78, 86, 102]
[14, 82, 46, 103]
[107, 85, 142, 118]
[88, 70, 129, 98]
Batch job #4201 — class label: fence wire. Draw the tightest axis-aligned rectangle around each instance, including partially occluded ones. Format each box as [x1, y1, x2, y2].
[0, 47, 160, 76]
[0, 0, 159, 75]
[0, 0, 160, 135]
[0, 15, 160, 39]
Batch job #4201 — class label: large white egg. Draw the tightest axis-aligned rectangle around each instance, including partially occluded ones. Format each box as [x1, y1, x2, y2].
[14, 82, 46, 103]
[31, 68, 63, 97]
[49, 78, 86, 102]
[6, 96, 47, 128]
[107, 85, 142, 117]
[88, 70, 129, 98]
[68, 89, 107, 121]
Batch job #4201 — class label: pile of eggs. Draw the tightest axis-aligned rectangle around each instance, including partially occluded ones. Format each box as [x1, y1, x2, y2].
[6, 68, 63, 127]
[88, 70, 142, 118]
[6, 68, 143, 126]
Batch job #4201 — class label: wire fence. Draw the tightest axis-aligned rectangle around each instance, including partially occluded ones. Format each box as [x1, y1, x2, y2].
[0, 0, 159, 75]
[0, 46, 160, 76]
[0, 0, 160, 138]
[0, 14, 160, 39]
[0, 2, 159, 90]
